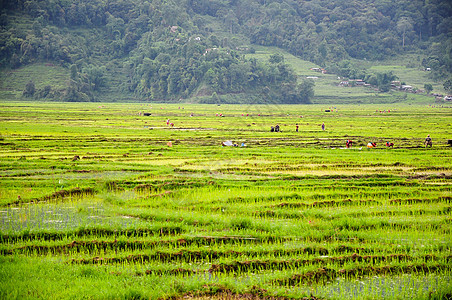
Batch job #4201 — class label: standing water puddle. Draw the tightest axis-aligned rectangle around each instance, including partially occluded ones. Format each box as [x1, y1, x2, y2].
[0, 201, 143, 233]
[304, 273, 451, 299]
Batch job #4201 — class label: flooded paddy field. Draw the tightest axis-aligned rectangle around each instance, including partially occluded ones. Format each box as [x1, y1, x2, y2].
[0, 102, 451, 299]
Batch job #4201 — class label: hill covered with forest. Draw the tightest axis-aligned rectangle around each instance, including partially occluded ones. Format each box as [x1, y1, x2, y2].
[0, 0, 451, 103]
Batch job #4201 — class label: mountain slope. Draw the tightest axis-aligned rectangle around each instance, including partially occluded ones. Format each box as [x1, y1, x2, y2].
[0, 0, 450, 103]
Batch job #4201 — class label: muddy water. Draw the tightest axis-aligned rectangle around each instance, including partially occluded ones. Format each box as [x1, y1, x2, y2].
[309, 273, 451, 299]
[0, 201, 142, 233]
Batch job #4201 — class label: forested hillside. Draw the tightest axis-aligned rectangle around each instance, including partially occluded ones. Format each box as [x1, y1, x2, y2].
[0, 0, 451, 102]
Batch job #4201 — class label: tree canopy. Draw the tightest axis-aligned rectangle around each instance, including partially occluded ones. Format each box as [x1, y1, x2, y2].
[0, 0, 451, 102]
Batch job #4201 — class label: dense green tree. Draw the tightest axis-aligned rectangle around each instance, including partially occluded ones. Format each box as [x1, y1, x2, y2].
[332, 60, 366, 79]
[424, 83, 433, 94]
[36, 85, 52, 98]
[70, 64, 78, 80]
[269, 54, 284, 64]
[23, 80, 35, 97]
[83, 65, 106, 91]
[1, 0, 451, 102]
[376, 71, 398, 92]
[297, 79, 315, 104]
[444, 77, 452, 94]
[397, 17, 414, 48]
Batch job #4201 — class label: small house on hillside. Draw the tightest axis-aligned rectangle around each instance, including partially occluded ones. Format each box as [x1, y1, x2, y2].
[310, 67, 327, 73]
[204, 48, 218, 55]
[391, 81, 401, 88]
[350, 79, 365, 86]
[401, 85, 413, 91]
[339, 79, 369, 87]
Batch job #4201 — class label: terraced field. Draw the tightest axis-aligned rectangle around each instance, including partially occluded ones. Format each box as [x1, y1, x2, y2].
[0, 102, 451, 299]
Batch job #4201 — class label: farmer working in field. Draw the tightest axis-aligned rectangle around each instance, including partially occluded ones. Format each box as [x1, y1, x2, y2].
[346, 139, 353, 148]
[425, 135, 432, 147]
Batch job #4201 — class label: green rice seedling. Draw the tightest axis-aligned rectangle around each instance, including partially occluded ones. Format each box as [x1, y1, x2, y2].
[0, 102, 450, 299]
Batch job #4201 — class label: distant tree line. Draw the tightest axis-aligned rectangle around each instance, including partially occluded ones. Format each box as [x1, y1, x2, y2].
[1, 0, 451, 102]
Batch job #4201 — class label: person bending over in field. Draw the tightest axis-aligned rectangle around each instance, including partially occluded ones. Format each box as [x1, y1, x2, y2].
[386, 142, 394, 147]
[346, 139, 353, 148]
[367, 142, 376, 148]
[425, 135, 432, 147]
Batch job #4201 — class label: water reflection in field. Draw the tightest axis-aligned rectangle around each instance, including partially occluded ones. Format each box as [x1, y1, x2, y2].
[0, 199, 145, 233]
[305, 273, 451, 299]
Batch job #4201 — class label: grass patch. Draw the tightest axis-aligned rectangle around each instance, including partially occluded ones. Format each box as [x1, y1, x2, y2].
[0, 102, 450, 299]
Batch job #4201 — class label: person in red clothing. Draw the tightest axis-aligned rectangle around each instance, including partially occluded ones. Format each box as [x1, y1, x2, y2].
[346, 139, 353, 148]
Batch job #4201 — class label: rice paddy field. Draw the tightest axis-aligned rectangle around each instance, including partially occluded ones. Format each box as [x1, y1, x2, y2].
[0, 101, 451, 299]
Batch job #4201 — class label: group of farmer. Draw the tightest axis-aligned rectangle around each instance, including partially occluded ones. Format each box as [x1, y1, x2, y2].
[297, 122, 433, 148]
[270, 122, 434, 148]
[166, 119, 175, 127]
[272, 123, 323, 133]
[346, 137, 432, 149]
[270, 124, 281, 132]
[165, 115, 434, 149]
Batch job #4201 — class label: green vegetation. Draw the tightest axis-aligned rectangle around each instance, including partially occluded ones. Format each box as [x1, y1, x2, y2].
[0, 63, 69, 99]
[0, 0, 451, 103]
[0, 102, 451, 299]
[247, 47, 442, 104]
